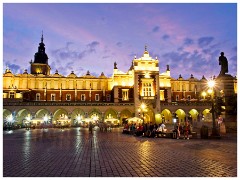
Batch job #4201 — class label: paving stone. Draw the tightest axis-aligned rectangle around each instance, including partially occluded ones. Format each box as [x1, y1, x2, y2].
[3, 127, 237, 177]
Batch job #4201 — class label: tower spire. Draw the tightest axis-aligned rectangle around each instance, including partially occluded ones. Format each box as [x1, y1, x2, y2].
[145, 44, 147, 52]
[41, 30, 44, 43]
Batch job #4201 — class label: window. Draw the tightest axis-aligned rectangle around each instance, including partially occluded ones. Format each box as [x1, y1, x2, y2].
[36, 93, 40, 101]
[9, 92, 15, 99]
[176, 95, 179, 101]
[122, 89, 129, 101]
[51, 94, 56, 101]
[106, 94, 111, 102]
[160, 90, 165, 101]
[187, 95, 191, 101]
[143, 82, 152, 96]
[95, 94, 100, 101]
[81, 94, 86, 101]
[66, 94, 71, 101]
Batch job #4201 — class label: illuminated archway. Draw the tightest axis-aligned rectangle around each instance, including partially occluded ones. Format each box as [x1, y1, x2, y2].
[16, 108, 32, 125]
[104, 108, 118, 119]
[120, 109, 132, 125]
[175, 109, 186, 123]
[161, 109, 172, 124]
[29, 109, 51, 126]
[71, 108, 85, 125]
[188, 109, 199, 122]
[3, 109, 12, 125]
[35, 109, 50, 118]
[202, 109, 211, 122]
[53, 108, 71, 126]
[88, 108, 102, 121]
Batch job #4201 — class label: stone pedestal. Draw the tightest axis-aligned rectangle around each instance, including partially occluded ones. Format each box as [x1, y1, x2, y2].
[216, 74, 237, 133]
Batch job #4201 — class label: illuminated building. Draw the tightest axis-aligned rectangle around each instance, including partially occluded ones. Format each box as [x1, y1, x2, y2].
[3, 34, 237, 127]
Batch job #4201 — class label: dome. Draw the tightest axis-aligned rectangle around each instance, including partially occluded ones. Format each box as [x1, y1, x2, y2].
[67, 71, 77, 78]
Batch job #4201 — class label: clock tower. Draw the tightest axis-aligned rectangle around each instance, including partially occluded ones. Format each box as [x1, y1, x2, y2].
[30, 32, 51, 75]
[133, 46, 161, 123]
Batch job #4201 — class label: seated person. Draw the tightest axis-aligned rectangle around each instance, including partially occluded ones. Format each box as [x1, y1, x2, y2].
[156, 123, 167, 137]
[122, 123, 129, 134]
[135, 124, 143, 136]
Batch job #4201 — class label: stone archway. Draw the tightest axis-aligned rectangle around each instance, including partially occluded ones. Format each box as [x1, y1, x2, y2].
[3, 109, 12, 126]
[71, 108, 85, 126]
[16, 108, 32, 125]
[202, 109, 211, 122]
[104, 108, 118, 119]
[188, 109, 199, 123]
[120, 109, 132, 125]
[35, 109, 50, 119]
[175, 109, 186, 124]
[34, 109, 50, 124]
[144, 107, 155, 124]
[161, 109, 172, 124]
[88, 108, 102, 122]
[53, 108, 71, 126]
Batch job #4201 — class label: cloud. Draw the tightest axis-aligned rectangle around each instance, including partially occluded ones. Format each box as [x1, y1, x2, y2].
[152, 26, 160, 33]
[116, 42, 122, 47]
[183, 38, 194, 46]
[161, 45, 223, 79]
[198, 37, 214, 47]
[87, 41, 100, 53]
[5, 62, 21, 74]
[51, 41, 100, 62]
[162, 34, 170, 41]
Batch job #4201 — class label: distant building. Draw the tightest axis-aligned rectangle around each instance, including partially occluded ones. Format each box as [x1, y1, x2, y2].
[3, 34, 237, 127]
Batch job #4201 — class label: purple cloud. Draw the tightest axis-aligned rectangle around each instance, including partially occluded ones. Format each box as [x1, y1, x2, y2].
[162, 34, 170, 41]
[183, 38, 194, 46]
[152, 26, 160, 33]
[198, 37, 214, 47]
[116, 42, 122, 47]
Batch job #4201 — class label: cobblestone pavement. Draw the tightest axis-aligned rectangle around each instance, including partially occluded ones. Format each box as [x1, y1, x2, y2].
[3, 127, 237, 177]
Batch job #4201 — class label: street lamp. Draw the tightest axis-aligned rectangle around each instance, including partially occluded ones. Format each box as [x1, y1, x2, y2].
[6, 114, 14, 131]
[26, 114, 31, 130]
[202, 91, 207, 100]
[43, 114, 49, 128]
[207, 79, 220, 137]
[138, 103, 147, 124]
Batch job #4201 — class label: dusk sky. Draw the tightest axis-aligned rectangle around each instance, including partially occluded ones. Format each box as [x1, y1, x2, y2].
[3, 2, 237, 79]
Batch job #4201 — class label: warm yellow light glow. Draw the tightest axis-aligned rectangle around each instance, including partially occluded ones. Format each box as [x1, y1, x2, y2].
[202, 91, 207, 97]
[207, 89, 213, 94]
[141, 103, 146, 110]
[43, 115, 48, 121]
[207, 80, 215, 88]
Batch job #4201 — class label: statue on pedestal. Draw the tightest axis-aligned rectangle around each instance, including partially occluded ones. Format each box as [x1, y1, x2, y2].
[114, 62, 117, 69]
[219, 52, 228, 75]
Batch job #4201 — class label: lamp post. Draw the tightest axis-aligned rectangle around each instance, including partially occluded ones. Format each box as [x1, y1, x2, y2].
[202, 91, 207, 100]
[43, 114, 48, 128]
[138, 103, 146, 124]
[207, 79, 220, 137]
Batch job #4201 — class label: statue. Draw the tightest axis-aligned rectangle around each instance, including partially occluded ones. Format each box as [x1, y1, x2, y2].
[114, 62, 117, 69]
[219, 52, 228, 75]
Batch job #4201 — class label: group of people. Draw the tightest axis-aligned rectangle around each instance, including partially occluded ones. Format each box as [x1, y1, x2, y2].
[123, 120, 192, 139]
[174, 120, 191, 139]
[123, 122, 168, 138]
[88, 122, 113, 133]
